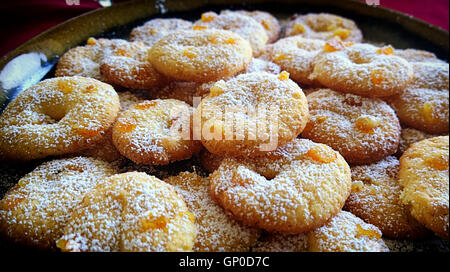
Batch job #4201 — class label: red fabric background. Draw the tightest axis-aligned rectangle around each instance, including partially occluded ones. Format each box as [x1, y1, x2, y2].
[0, 0, 448, 58]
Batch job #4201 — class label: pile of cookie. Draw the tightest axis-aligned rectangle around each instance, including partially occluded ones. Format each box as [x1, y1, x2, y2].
[0, 10, 448, 252]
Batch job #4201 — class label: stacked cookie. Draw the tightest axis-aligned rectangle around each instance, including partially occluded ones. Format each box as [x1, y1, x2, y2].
[0, 10, 448, 252]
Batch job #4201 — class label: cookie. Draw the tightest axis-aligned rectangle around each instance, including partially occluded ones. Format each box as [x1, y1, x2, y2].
[399, 136, 449, 240]
[57, 172, 196, 251]
[149, 29, 252, 82]
[285, 13, 363, 42]
[209, 139, 351, 233]
[195, 72, 309, 157]
[0, 157, 117, 249]
[0, 76, 120, 161]
[112, 99, 202, 165]
[301, 89, 401, 164]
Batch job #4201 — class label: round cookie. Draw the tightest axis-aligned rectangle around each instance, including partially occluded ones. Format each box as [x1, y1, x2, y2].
[399, 136, 449, 240]
[164, 172, 260, 252]
[0, 76, 120, 161]
[112, 99, 202, 165]
[261, 36, 325, 86]
[100, 40, 167, 89]
[301, 89, 401, 164]
[196, 72, 309, 157]
[307, 211, 389, 252]
[233, 10, 281, 43]
[284, 13, 363, 42]
[149, 29, 252, 82]
[387, 61, 449, 134]
[310, 42, 413, 97]
[57, 172, 196, 252]
[344, 156, 429, 239]
[194, 11, 268, 56]
[130, 18, 193, 46]
[209, 138, 352, 233]
[0, 157, 117, 249]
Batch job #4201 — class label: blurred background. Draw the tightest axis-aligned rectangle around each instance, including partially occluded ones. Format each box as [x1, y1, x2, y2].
[0, 0, 448, 58]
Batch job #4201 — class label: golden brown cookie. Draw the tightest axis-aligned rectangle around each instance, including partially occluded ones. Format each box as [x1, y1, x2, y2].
[196, 72, 309, 157]
[57, 172, 196, 251]
[310, 42, 413, 97]
[0, 76, 120, 161]
[209, 139, 351, 233]
[149, 29, 252, 82]
[285, 13, 363, 42]
[387, 61, 449, 134]
[112, 99, 202, 165]
[301, 89, 401, 164]
[0, 157, 117, 249]
[399, 136, 449, 240]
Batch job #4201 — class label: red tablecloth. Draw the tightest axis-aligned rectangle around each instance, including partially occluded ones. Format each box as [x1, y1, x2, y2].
[0, 0, 448, 58]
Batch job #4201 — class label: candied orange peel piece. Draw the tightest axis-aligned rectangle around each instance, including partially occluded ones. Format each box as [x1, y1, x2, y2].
[75, 126, 101, 138]
[86, 37, 97, 46]
[291, 23, 306, 35]
[370, 69, 386, 85]
[116, 118, 137, 133]
[84, 85, 97, 93]
[356, 224, 382, 239]
[193, 25, 207, 30]
[58, 80, 75, 94]
[425, 155, 449, 171]
[351, 180, 365, 193]
[141, 213, 169, 231]
[324, 38, 354, 52]
[114, 48, 131, 57]
[261, 19, 271, 30]
[134, 100, 157, 110]
[201, 12, 216, 22]
[376, 45, 395, 55]
[278, 71, 290, 81]
[355, 116, 380, 134]
[274, 53, 292, 62]
[333, 28, 350, 40]
[225, 38, 236, 45]
[183, 48, 196, 59]
[210, 85, 224, 97]
[292, 90, 304, 99]
[306, 146, 337, 163]
[421, 102, 434, 122]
